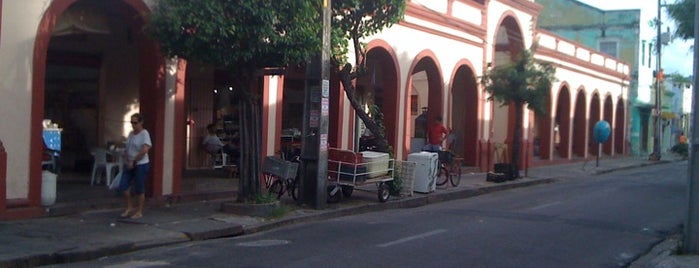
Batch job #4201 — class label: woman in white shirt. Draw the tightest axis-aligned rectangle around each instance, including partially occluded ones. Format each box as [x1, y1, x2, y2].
[117, 113, 151, 219]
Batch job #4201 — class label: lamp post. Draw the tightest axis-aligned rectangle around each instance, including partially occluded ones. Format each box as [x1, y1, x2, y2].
[650, 0, 664, 161]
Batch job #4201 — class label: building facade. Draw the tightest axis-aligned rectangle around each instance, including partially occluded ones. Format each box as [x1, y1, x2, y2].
[536, 0, 653, 156]
[0, 0, 629, 219]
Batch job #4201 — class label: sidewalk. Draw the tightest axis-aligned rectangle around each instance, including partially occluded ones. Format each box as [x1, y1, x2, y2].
[0, 155, 689, 267]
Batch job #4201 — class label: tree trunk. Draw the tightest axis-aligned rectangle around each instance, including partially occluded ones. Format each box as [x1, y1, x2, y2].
[237, 93, 261, 202]
[510, 102, 523, 178]
[337, 68, 389, 153]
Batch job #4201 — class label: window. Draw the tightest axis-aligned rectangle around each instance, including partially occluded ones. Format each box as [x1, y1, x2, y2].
[599, 40, 618, 58]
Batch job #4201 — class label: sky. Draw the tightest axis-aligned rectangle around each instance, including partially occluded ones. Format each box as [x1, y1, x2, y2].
[576, 0, 694, 77]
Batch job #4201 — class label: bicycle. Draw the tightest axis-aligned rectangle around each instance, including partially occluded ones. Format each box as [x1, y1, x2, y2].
[436, 151, 461, 187]
[263, 154, 300, 201]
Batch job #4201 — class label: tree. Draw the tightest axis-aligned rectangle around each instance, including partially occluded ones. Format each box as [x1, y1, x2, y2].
[480, 45, 556, 177]
[667, 0, 695, 40]
[330, 0, 407, 153]
[148, 0, 322, 202]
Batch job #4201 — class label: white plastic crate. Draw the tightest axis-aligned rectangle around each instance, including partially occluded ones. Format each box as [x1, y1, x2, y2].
[360, 151, 390, 178]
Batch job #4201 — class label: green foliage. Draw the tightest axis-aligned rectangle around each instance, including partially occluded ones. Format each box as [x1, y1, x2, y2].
[331, 0, 406, 67]
[255, 192, 277, 204]
[480, 45, 556, 170]
[331, 1, 406, 153]
[480, 45, 556, 116]
[667, 0, 695, 40]
[148, 0, 321, 81]
[667, 72, 693, 84]
[148, 0, 322, 201]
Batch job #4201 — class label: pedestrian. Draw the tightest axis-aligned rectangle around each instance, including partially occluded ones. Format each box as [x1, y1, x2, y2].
[679, 132, 687, 144]
[423, 116, 449, 152]
[117, 113, 151, 219]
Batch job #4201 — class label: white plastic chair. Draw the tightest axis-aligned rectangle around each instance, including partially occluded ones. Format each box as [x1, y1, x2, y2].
[90, 148, 121, 186]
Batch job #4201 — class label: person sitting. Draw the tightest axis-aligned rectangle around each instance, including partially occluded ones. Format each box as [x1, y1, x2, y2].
[202, 124, 239, 165]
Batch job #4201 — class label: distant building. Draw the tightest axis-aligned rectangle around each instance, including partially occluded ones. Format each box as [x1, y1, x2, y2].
[536, 0, 654, 156]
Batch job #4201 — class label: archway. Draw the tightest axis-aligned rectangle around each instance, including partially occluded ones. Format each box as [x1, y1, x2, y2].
[534, 93, 553, 160]
[588, 93, 601, 156]
[572, 90, 587, 157]
[406, 52, 443, 154]
[450, 64, 478, 166]
[490, 14, 525, 168]
[615, 99, 626, 154]
[33, 0, 163, 205]
[355, 45, 400, 153]
[603, 95, 614, 155]
[555, 86, 571, 158]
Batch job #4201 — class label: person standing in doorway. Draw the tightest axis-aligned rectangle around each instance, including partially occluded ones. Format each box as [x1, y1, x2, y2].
[118, 113, 151, 219]
[423, 116, 449, 152]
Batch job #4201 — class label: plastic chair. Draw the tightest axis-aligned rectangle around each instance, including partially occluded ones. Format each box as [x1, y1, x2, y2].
[211, 149, 230, 169]
[90, 148, 121, 186]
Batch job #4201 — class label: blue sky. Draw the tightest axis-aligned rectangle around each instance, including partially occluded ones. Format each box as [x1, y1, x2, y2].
[576, 0, 694, 77]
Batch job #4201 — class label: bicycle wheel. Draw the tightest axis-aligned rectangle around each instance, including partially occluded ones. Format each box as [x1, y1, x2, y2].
[268, 180, 284, 199]
[289, 179, 300, 201]
[450, 163, 461, 187]
[436, 164, 450, 186]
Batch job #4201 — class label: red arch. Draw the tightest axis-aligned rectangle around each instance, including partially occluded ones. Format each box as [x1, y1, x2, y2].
[404, 50, 444, 157]
[491, 13, 525, 169]
[555, 85, 572, 158]
[448, 60, 479, 166]
[31, 0, 162, 207]
[365, 40, 401, 155]
[589, 92, 601, 156]
[603, 94, 614, 155]
[572, 89, 587, 158]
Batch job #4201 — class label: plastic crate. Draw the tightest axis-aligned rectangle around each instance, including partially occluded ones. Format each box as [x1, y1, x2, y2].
[263, 156, 298, 179]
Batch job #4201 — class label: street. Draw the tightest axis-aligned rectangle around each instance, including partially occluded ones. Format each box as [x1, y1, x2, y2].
[60, 162, 687, 267]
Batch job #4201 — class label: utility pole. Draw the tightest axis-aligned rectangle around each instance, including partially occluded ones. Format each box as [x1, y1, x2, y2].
[650, 0, 664, 161]
[683, 0, 699, 254]
[300, 0, 331, 209]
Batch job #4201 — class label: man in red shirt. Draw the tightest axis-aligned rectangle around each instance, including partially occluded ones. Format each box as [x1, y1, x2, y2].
[423, 116, 449, 152]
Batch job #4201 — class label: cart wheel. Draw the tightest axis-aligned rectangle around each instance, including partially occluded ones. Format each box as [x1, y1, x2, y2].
[341, 185, 354, 198]
[378, 183, 390, 203]
[327, 185, 341, 203]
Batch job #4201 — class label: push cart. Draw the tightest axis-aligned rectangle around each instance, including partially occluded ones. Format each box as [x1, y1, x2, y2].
[327, 148, 394, 203]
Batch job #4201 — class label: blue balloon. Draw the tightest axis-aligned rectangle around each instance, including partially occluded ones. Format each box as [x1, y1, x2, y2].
[593, 120, 611, 143]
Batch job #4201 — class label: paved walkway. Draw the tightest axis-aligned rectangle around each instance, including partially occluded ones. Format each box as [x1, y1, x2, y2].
[0, 154, 694, 267]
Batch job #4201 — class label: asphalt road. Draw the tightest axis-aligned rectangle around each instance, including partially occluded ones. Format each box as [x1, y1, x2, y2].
[60, 162, 687, 268]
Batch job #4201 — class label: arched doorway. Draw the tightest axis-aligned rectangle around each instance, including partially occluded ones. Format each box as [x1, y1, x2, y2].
[615, 99, 626, 154]
[406, 52, 443, 155]
[555, 86, 571, 158]
[356, 45, 400, 153]
[450, 64, 478, 166]
[490, 15, 524, 167]
[33, 0, 163, 204]
[534, 93, 553, 160]
[572, 90, 587, 158]
[588, 93, 601, 156]
[603, 95, 614, 155]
